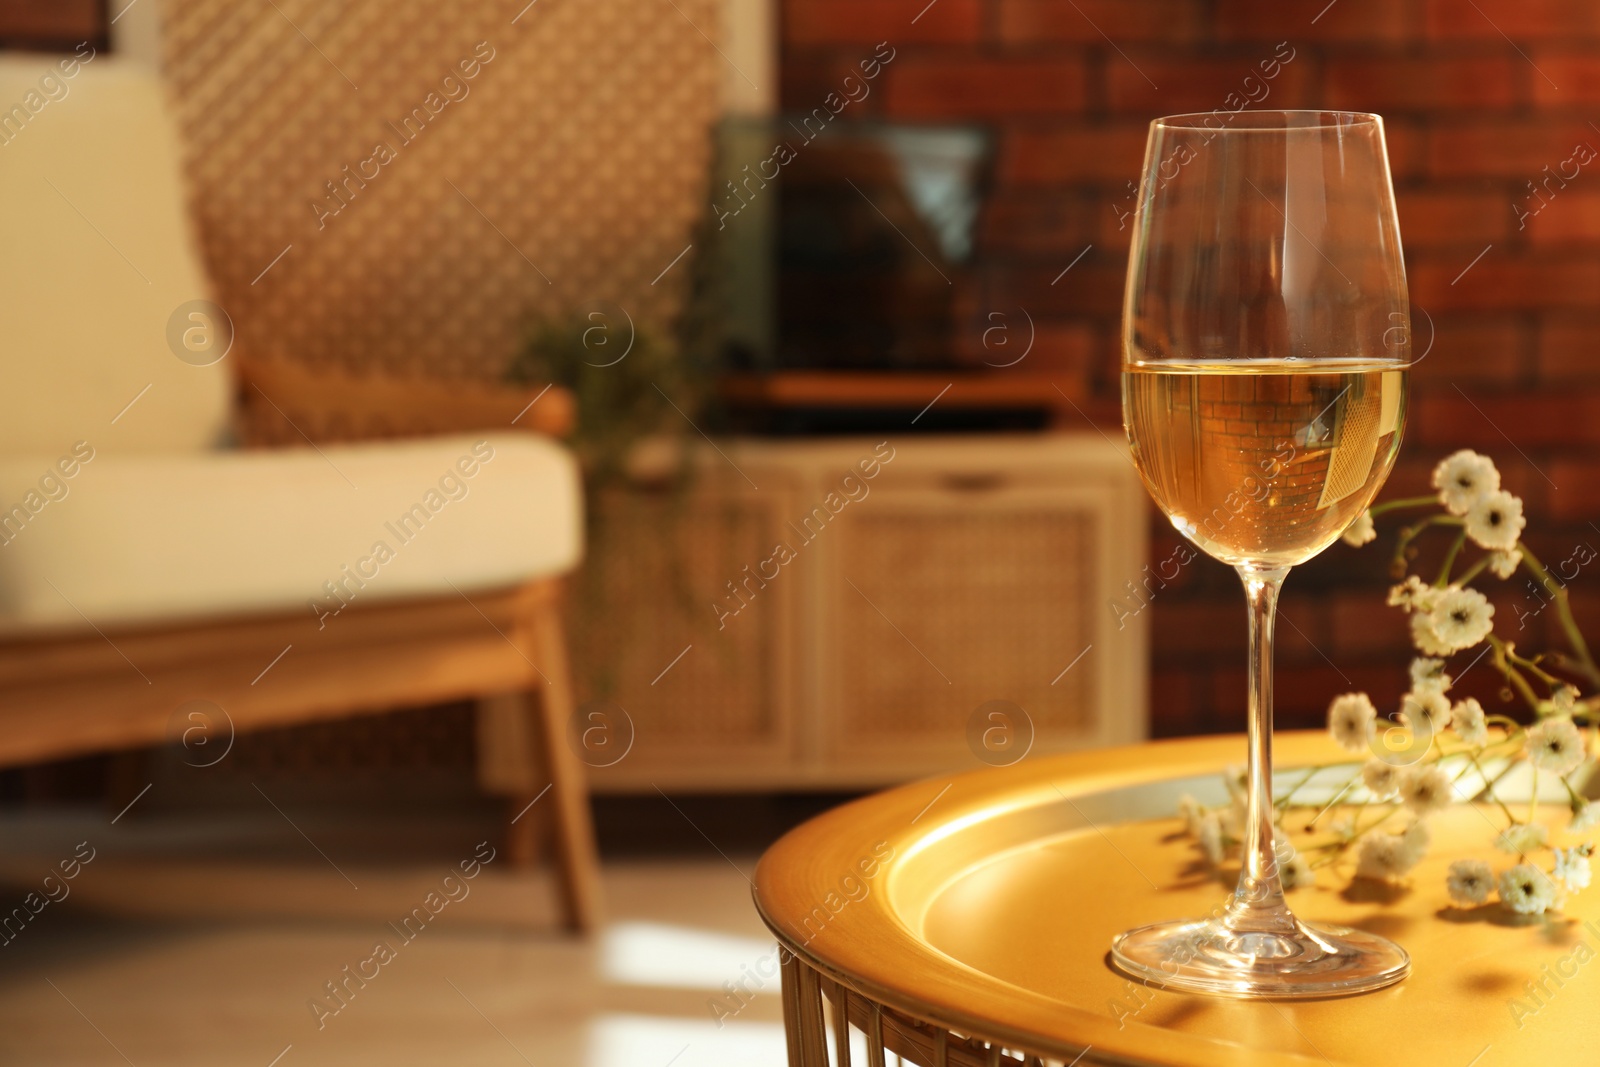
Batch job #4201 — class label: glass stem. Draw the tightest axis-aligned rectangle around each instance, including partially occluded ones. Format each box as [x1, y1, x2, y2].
[1228, 563, 1294, 933]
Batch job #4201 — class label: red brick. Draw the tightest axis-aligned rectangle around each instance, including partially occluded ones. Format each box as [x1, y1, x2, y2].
[781, 54, 885, 112]
[955, 314, 1095, 371]
[1326, 56, 1520, 112]
[884, 57, 1087, 117]
[1562, 590, 1600, 640]
[1329, 595, 1411, 658]
[1208, 665, 1406, 731]
[1523, 190, 1600, 245]
[1381, 119, 1428, 181]
[1536, 315, 1600, 381]
[1531, 54, 1600, 106]
[1425, 0, 1600, 40]
[1105, 54, 1312, 114]
[1545, 461, 1600, 521]
[1410, 252, 1600, 311]
[990, 259, 1128, 317]
[1275, 597, 1336, 665]
[1149, 670, 1201, 738]
[1095, 186, 1153, 245]
[981, 192, 1098, 255]
[1396, 189, 1513, 249]
[784, 0, 982, 45]
[1000, 124, 1150, 184]
[1028, 321, 1099, 373]
[1428, 119, 1599, 179]
[1406, 317, 1524, 385]
[1153, 601, 1248, 657]
[1147, 528, 1204, 594]
[1217, 0, 1414, 43]
[1413, 386, 1600, 448]
[996, 0, 1201, 43]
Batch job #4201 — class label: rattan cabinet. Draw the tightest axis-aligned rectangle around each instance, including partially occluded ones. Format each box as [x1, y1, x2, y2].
[576, 434, 1149, 790]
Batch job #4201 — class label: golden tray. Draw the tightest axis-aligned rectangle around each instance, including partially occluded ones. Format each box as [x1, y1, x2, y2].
[754, 732, 1598, 1067]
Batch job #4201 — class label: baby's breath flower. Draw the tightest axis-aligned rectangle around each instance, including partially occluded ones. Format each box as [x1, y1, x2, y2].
[1281, 853, 1315, 890]
[1425, 587, 1495, 653]
[1488, 547, 1521, 579]
[1410, 612, 1454, 656]
[1409, 657, 1452, 696]
[1328, 815, 1357, 841]
[1572, 800, 1600, 833]
[1399, 765, 1454, 817]
[1464, 490, 1526, 552]
[1552, 846, 1592, 893]
[1526, 717, 1586, 776]
[1388, 575, 1439, 613]
[1357, 831, 1421, 881]
[1221, 796, 1248, 838]
[1361, 759, 1402, 799]
[1551, 684, 1579, 714]
[1327, 693, 1377, 753]
[1495, 822, 1549, 855]
[1400, 690, 1453, 736]
[1452, 697, 1488, 746]
[1342, 510, 1376, 547]
[1499, 863, 1556, 915]
[1446, 859, 1494, 905]
[1433, 450, 1500, 515]
[1197, 811, 1225, 864]
[1401, 819, 1432, 864]
[1177, 794, 1205, 834]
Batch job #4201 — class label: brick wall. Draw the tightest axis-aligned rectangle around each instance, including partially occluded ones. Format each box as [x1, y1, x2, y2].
[783, 0, 1600, 736]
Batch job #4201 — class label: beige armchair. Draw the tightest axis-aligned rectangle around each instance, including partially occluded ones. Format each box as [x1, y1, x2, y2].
[0, 56, 600, 931]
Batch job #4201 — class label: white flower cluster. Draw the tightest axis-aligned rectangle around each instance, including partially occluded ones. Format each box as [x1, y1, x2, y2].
[1183, 449, 1600, 918]
[1348, 451, 1528, 656]
[1318, 660, 1597, 910]
[1327, 665, 1486, 757]
[1447, 845, 1593, 915]
[1341, 449, 1527, 555]
[1433, 451, 1527, 550]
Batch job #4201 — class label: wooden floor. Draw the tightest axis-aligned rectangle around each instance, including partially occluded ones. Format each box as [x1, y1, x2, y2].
[0, 807, 786, 1066]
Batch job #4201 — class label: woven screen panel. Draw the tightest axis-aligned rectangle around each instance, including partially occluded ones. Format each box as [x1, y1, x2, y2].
[161, 0, 719, 379]
[834, 506, 1098, 744]
[574, 477, 792, 748]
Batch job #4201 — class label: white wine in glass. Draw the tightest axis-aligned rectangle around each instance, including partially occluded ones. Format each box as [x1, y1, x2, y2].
[1113, 112, 1412, 998]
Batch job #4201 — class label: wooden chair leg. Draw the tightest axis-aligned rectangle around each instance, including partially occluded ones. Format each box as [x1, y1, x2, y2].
[503, 788, 546, 869]
[526, 592, 604, 934]
[475, 691, 544, 870]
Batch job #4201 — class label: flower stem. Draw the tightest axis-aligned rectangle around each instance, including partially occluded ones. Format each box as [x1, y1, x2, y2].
[1302, 767, 1364, 829]
[1491, 636, 1546, 713]
[1276, 765, 1320, 811]
[1453, 555, 1490, 587]
[1518, 545, 1600, 688]
[1436, 529, 1468, 588]
[1391, 515, 1462, 576]
[1467, 751, 1517, 824]
[1369, 496, 1439, 517]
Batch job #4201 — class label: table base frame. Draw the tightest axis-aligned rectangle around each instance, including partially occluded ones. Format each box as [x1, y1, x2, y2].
[781, 952, 1087, 1067]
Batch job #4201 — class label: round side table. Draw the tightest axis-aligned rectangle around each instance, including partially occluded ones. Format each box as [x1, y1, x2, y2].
[753, 732, 1599, 1067]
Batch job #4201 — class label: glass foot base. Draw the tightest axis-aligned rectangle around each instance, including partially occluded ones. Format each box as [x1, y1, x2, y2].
[1111, 916, 1409, 998]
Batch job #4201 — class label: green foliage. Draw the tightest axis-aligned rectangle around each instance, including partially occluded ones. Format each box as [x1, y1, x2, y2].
[508, 313, 703, 489]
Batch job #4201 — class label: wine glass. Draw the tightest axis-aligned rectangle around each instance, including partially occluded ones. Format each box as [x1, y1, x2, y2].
[1114, 111, 1411, 997]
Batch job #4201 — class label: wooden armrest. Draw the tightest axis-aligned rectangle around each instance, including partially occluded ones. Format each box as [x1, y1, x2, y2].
[234, 357, 575, 446]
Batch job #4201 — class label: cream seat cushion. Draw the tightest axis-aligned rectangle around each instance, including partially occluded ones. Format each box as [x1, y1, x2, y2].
[0, 433, 581, 634]
[0, 55, 231, 456]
